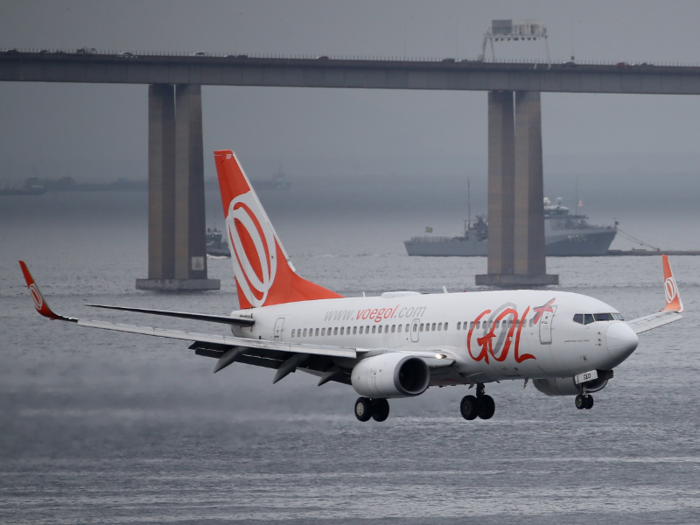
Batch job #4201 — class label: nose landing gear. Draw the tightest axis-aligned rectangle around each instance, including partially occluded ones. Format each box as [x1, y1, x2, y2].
[460, 383, 495, 421]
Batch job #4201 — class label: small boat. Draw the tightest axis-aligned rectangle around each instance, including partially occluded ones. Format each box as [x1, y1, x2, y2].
[206, 228, 230, 257]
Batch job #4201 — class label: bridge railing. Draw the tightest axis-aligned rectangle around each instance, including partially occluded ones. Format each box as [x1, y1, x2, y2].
[2, 47, 699, 68]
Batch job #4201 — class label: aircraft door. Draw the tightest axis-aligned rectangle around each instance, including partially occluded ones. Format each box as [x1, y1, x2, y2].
[274, 317, 285, 341]
[410, 318, 420, 343]
[539, 309, 555, 344]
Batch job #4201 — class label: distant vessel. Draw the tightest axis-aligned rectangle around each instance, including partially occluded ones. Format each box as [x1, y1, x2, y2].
[0, 179, 46, 196]
[404, 197, 617, 257]
[206, 228, 230, 257]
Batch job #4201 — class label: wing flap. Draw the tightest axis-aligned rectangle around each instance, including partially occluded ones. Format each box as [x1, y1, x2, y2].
[88, 304, 255, 326]
[77, 319, 357, 359]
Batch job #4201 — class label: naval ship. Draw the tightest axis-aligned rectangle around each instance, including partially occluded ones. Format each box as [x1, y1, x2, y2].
[404, 197, 617, 257]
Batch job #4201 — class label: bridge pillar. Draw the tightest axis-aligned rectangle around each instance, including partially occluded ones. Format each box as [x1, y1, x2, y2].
[137, 84, 220, 291]
[476, 91, 558, 287]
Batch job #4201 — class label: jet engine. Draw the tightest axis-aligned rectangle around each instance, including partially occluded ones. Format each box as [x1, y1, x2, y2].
[351, 353, 430, 398]
[533, 372, 611, 396]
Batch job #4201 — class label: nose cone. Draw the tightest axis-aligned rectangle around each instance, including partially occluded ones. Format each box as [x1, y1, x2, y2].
[606, 322, 639, 367]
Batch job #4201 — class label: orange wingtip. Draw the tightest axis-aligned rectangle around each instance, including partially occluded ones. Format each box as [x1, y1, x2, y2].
[18, 261, 70, 321]
[662, 255, 683, 312]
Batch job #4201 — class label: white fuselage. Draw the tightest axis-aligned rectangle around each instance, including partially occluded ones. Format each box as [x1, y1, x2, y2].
[230, 289, 639, 384]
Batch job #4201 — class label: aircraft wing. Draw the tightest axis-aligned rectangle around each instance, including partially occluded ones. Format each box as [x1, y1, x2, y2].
[86, 304, 255, 327]
[21, 260, 461, 385]
[627, 255, 684, 335]
[627, 310, 683, 334]
[20, 261, 357, 358]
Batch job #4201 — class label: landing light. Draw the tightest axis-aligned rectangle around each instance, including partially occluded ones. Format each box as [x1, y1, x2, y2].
[435, 353, 447, 359]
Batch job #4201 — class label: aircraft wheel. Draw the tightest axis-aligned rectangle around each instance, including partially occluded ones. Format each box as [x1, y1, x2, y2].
[575, 394, 586, 410]
[477, 395, 495, 420]
[354, 397, 373, 422]
[584, 395, 594, 410]
[371, 399, 390, 422]
[460, 395, 479, 421]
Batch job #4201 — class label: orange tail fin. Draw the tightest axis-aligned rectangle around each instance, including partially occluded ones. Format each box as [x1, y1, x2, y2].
[214, 150, 342, 309]
[662, 255, 683, 312]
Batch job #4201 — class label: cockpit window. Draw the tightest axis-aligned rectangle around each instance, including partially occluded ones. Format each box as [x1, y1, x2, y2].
[574, 312, 624, 324]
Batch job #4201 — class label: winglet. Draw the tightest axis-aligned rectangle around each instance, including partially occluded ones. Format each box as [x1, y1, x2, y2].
[19, 261, 76, 322]
[662, 255, 683, 312]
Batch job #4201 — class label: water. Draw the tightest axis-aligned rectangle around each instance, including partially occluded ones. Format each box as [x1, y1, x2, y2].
[1, 190, 699, 524]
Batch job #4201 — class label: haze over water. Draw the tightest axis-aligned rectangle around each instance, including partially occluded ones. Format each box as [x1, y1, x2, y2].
[1, 187, 699, 524]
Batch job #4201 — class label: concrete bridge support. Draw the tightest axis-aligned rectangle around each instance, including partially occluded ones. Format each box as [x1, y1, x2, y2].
[476, 91, 558, 287]
[137, 84, 220, 291]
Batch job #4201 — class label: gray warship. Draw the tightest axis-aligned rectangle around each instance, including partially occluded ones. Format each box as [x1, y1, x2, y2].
[404, 197, 617, 257]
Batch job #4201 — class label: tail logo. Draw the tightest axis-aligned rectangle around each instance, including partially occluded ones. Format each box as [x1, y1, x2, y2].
[226, 192, 277, 308]
[665, 277, 677, 304]
[29, 283, 43, 311]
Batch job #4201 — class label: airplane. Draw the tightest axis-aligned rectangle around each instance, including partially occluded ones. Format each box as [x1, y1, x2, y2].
[20, 149, 684, 423]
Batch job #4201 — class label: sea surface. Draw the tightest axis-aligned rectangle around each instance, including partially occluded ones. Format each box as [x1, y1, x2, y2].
[1, 189, 699, 524]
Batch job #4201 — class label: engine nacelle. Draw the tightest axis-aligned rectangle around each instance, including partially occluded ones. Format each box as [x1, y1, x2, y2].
[533, 376, 609, 396]
[351, 353, 430, 398]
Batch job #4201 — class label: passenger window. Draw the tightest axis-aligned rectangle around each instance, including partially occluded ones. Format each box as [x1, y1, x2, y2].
[398, 324, 402, 333]
[431, 323, 436, 331]
[584, 314, 594, 325]
[438, 323, 442, 331]
[378, 325, 382, 334]
[444, 322, 448, 331]
[333, 327, 338, 335]
[303, 328, 307, 337]
[406, 324, 411, 332]
[391, 325, 396, 333]
[340, 327, 344, 335]
[359, 326, 363, 334]
[457, 322, 461, 330]
[291, 329, 295, 337]
[420, 324, 424, 332]
[413, 324, 418, 332]
[371, 326, 376, 334]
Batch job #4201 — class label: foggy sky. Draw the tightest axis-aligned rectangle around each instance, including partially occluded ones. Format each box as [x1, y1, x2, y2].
[1, 0, 700, 194]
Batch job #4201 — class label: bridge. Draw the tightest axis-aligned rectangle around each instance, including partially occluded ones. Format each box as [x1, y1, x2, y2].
[3, 50, 699, 289]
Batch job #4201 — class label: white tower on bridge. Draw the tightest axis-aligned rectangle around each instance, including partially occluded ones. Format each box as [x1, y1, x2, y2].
[480, 19, 550, 66]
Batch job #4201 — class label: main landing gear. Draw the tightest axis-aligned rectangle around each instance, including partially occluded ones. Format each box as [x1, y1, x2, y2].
[460, 383, 495, 421]
[575, 394, 594, 410]
[354, 397, 390, 422]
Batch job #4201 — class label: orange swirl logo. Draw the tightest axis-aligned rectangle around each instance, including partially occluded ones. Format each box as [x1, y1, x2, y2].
[665, 277, 677, 304]
[226, 192, 277, 308]
[29, 283, 43, 311]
